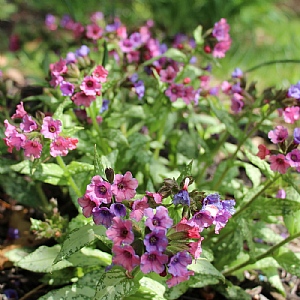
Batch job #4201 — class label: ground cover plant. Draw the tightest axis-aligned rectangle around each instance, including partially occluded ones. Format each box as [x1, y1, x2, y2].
[1, 7, 300, 300]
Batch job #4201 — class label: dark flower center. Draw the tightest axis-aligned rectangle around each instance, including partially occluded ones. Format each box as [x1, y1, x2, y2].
[98, 185, 107, 195]
[291, 154, 298, 161]
[149, 236, 158, 245]
[124, 251, 132, 259]
[121, 228, 128, 237]
[117, 183, 125, 190]
[276, 158, 285, 165]
[49, 125, 56, 133]
[148, 254, 157, 261]
[100, 210, 110, 216]
[152, 218, 159, 226]
[86, 80, 94, 88]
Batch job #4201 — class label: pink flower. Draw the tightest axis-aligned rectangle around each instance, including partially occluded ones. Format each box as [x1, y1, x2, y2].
[112, 244, 140, 272]
[189, 239, 203, 260]
[166, 271, 194, 288]
[78, 194, 96, 218]
[86, 24, 103, 40]
[165, 83, 184, 102]
[106, 217, 134, 245]
[119, 38, 134, 53]
[221, 81, 232, 94]
[50, 137, 69, 157]
[130, 196, 149, 221]
[20, 115, 38, 132]
[276, 189, 286, 199]
[283, 106, 300, 124]
[4, 130, 26, 153]
[50, 58, 67, 76]
[231, 93, 244, 113]
[11, 102, 27, 119]
[85, 175, 112, 206]
[256, 144, 270, 159]
[140, 251, 168, 274]
[212, 18, 230, 42]
[50, 74, 63, 88]
[160, 66, 177, 83]
[72, 91, 96, 107]
[80, 76, 102, 96]
[4, 120, 17, 137]
[212, 40, 231, 58]
[269, 154, 290, 174]
[92, 65, 108, 83]
[41, 117, 62, 139]
[111, 171, 138, 202]
[23, 140, 42, 158]
[60, 81, 75, 96]
[146, 191, 162, 204]
[268, 126, 288, 144]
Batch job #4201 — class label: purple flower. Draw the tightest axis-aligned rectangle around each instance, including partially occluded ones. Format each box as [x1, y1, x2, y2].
[75, 45, 90, 57]
[92, 207, 114, 228]
[288, 81, 300, 100]
[45, 14, 57, 30]
[66, 52, 76, 64]
[190, 209, 214, 231]
[214, 210, 232, 234]
[221, 200, 236, 215]
[134, 80, 145, 99]
[173, 190, 190, 206]
[232, 68, 243, 78]
[231, 93, 244, 113]
[268, 126, 288, 144]
[144, 206, 173, 231]
[168, 251, 192, 277]
[60, 81, 75, 96]
[140, 251, 168, 274]
[286, 149, 300, 167]
[110, 203, 127, 218]
[203, 193, 222, 210]
[99, 100, 109, 114]
[129, 32, 142, 48]
[144, 229, 168, 252]
[7, 227, 19, 240]
[276, 189, 286, 199]
[160, 66, 177, 83]
[129, 73, 139, 83]
[165, 83, 184, 102]
[294, 128, 300, 144]
[4, 289, 19, 300]
[231, 82, 242, 93]
[20, 115, 38, 132]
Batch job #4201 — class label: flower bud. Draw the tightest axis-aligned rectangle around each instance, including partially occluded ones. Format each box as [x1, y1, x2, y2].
[105, 167, 114, 183]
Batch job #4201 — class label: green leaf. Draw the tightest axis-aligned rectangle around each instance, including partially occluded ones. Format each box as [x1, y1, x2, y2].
[176, 160, 193, 184]
[163, 48, 187, 63]
[284, 211, 300, 235]
[163, 280, 190, 300]
[54, 224, 106, 264]
[94, 267, 139, 299]
[193, 25, 203, 45]
[215, 281, 251, 300]
[263, 267, 286, 296]
[102, 40, 109, 67]
[16, 245, 72, 272]
[244, 150, 274, 179]
[33, 163, 68, 185]
[52, 98, 72, 120]
[10, 160, 31, 174]
[275, 250, 300, 277]
[66, 161, 94, 176]
[236, 161, 261, 188]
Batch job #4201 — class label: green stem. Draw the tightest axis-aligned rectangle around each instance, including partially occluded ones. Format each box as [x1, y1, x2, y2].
[35, 182, 50, 212]
[245, 59, 300, 73]
[222, 230, 300, 276]
[56, 156, 83, 198]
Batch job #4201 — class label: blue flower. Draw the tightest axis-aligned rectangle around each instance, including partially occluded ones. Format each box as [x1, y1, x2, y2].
[173, 190, 190, 206]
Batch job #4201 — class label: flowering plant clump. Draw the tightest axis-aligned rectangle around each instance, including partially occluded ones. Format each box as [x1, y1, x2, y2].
[1, 8, 300, 300]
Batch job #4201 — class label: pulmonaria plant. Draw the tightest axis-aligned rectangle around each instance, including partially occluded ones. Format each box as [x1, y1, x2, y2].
[3, 102, 78, 159]
[78, 169, 235, 287]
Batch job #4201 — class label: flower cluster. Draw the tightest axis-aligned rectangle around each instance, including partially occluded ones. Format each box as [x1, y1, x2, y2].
[3, 102, 78, 158]
[49, 46, 108, 108]
[257, 125, 300, 174]
[78, 170, 235, 287]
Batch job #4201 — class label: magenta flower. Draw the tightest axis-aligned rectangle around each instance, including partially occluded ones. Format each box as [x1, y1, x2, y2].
[72, 91, 96, 107]
[283, 106, 300, 124]
[160, 66, 177, 83]
[11, 102, 27, 119]
[20, 115, 38, 132]
[189, 239, 203, 260]
[60, 81, 75, 96]
[269, 154, 290, 174]
[166, 271, 194, 288]
[80, 76, 102, 96]
[168, 251, 192, 277]
[23, 140, 42, 158]
[230, 93, 244, 113]
[111, 171, 138, 202]
[140, 251, 168, 274]
[130, 196, 149, 221]
[50, 58, 67, 76]
[212, 18, 230, 42]
[129, 32, 142, 48]
[165, 83, 184, 102]
[145, 191, 162, 204]
[4, 128, 26, 153]
[112, 244, 140, 272]
[86, 24, 103, 40]
[50, 74, 63, 88]
[92, 65, 108, 83]
[144, 206, 173, 231]
[106, 217, 134, 245]
[256, 144, 270, 159]
[4, 120, 17, 137]
[119, 38, 134, 53]
[189, 209, 214, 231]
[286, 149, 300, 167]
[268, 126, 288, 144]
[212, 40, 231, 58]
[144, 229, 168, 252]
[78, 194, 96, 218]
[92, 207, 114, 228]
[85, 175, 112, 206]
[41, 117, 62, 139]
